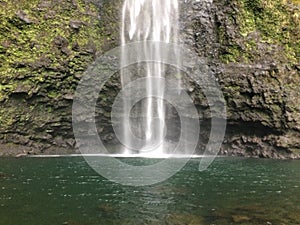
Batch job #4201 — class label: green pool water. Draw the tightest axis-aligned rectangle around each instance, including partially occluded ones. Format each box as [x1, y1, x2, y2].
[0, 157, 299, 225]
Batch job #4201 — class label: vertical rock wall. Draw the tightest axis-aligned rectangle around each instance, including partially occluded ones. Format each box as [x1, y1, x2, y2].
[0, 0, 299, 158]
[0, 0, 121, 155]
[181, 0, 300, 158]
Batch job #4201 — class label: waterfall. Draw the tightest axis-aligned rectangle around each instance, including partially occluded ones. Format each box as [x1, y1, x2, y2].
[120, 0, 180, 155]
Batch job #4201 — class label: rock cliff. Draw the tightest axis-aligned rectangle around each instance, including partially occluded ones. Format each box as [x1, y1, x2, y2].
[0, 0, 299, 158]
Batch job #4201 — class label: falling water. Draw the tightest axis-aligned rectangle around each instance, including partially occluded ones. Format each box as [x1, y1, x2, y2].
[120, 0, 180, 155]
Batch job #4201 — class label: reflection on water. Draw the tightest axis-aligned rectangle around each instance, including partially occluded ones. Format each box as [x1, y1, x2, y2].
[0, 157, 299, 225]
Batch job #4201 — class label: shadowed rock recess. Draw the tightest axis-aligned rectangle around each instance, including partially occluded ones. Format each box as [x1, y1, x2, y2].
[0, 0, 299, 158]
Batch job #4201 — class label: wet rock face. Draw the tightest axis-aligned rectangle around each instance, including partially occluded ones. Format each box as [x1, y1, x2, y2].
[0, 0, 299, 158]
[179, 0, 300, 158]
[0, 0, 122, 155]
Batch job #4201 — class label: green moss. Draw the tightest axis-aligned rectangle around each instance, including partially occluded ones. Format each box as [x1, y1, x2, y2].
[0, 108, 15, 130]
[220, 45, 242, 63]
[0, 0, 105, 101]
[0, 84, 15, 101]
[220, 0, 299, 63]
[47, 90, 61, 99]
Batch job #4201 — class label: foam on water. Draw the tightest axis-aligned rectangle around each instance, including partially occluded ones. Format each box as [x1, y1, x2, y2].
[28, 154, 224, 158]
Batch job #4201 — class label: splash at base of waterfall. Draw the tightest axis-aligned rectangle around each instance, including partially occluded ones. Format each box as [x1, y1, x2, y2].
[29, 154, 222, 158]
[120, 140, 176, 157]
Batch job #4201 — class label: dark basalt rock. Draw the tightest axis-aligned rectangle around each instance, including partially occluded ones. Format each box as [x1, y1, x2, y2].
[0, 0, 299, 158]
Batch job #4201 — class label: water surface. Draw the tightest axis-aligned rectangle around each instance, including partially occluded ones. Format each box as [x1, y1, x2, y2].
[0, 157, 299, 224]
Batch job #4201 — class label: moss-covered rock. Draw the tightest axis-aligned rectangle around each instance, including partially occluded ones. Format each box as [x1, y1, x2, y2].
[220, 0, 299, 63]
[0, 0, 299, 158]
[187, 0, 300, 158]
[0, 0, 121, 155]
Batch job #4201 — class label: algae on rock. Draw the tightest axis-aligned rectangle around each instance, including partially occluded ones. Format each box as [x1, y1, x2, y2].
[0, 0, 299, 158]
[0, 0, 119, 155]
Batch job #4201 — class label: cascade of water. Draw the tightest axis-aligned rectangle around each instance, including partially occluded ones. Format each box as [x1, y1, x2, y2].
[120, 0, 179, 155]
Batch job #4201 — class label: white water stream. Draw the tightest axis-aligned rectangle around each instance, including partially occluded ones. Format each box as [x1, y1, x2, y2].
[120, 0, 180, 155]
